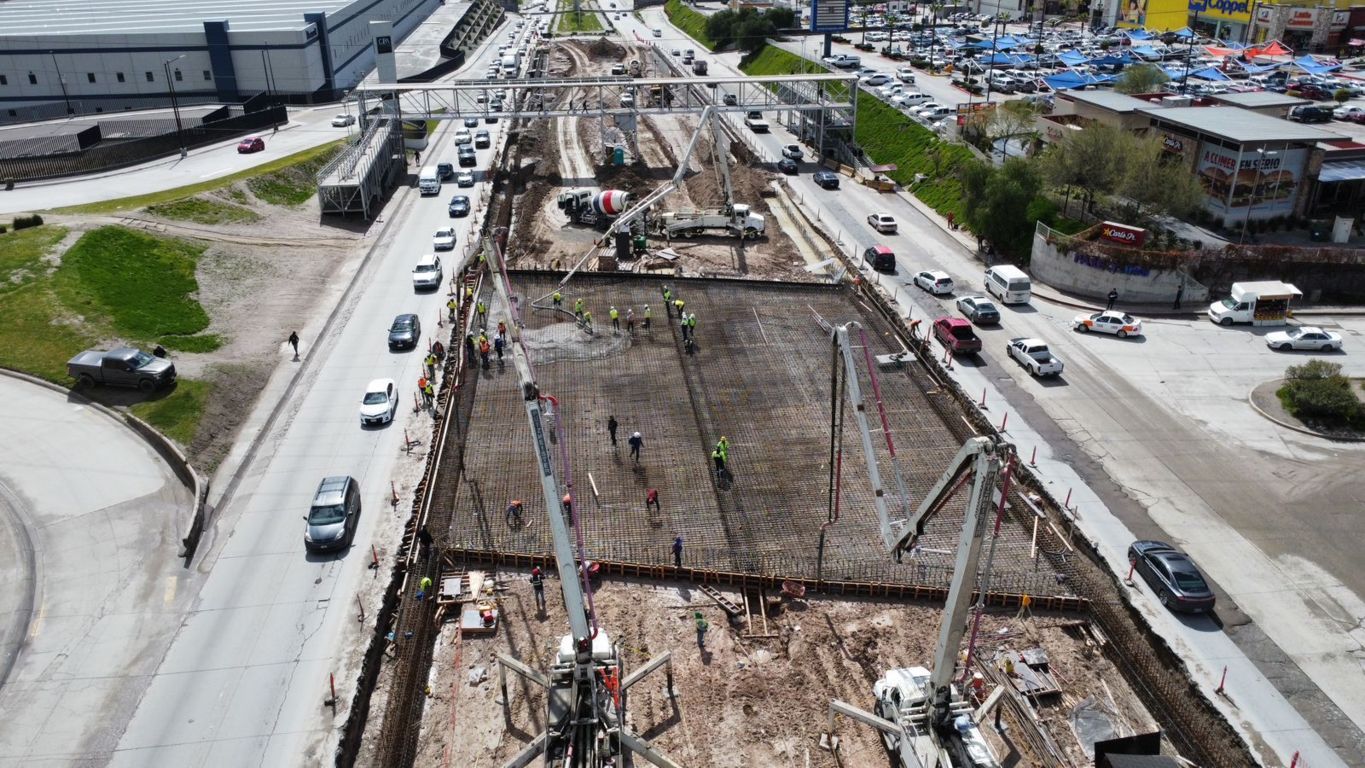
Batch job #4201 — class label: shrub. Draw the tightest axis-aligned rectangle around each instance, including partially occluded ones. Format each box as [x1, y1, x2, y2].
[0, 224, 7, 234]
[12, 214, 43, 230]
[1279, 359, 1364, 427]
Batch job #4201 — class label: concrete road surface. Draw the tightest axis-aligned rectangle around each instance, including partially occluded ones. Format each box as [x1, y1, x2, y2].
[0, 375, 195, 768]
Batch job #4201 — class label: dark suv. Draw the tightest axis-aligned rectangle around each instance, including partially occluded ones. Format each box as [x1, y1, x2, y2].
[305, 476, 361, 553]
[1289, 105, 1333, 123]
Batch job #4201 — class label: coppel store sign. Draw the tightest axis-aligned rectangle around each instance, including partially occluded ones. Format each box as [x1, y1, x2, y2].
[1187, 0, 1251, 23]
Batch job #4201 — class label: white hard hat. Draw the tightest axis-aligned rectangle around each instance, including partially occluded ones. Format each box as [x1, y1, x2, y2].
[633, 432, 641, 438]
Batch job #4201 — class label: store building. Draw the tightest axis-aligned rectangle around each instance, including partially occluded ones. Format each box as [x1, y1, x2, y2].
[1116, 0, 1200, 32]
[1249, 1, 1356, 51]
[1187, 0, 1254, 43]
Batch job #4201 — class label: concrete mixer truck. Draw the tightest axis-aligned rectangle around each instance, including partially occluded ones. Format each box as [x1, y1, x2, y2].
[556, 188, 632, 226]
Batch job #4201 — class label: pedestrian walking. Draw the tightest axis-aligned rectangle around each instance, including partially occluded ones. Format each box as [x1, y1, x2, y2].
[494, 336, 505, 362]
[418, 576, 433, 600]
[446, 297, 457, 321]
[645, 487, 660, 513]
[530, 566, 546, 610]
[506, 499, 524, 528]
[712, 447, 726, 479]
[1173, 283, 1184, 310]
[694, 611, 709, 649]
[626, 307, 635, 336]
[497, 321, 507, 342]
[479, 337, 491, 369]
[643, 305, 652, 331]
[574, 298, 585, 319]
[287, 331, 300, 361]
[946, 211, 956, 230]
[414, 150, 422, 164]
[553, 290, 563, 310]
[672, 535, 683, 568]
[628, 431, 643, 464]
[607, 415, 619, 447]
[1106, 288, 1118, 311]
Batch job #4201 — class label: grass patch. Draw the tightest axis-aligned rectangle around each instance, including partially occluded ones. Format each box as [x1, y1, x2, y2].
[54, 226, 214, 347]
[557, 0, 604, 33]
[741, 45, 973, 218]
[131, 379, 212, 445]
[1050, 216, 1088, 235]
[57, 140, 345, 215]
[0, 225, 68, 293]
[246, 143, 344, 206]
[145, 197, 263, 225]
[160, 333, 223, 353]
[665, 0, 714, 49]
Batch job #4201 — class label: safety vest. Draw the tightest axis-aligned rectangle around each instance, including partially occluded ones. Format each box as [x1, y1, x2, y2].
[446, 298, 456, 310]
[675, 299, 685, 312]
[583, 311, 592, 324]
[575, 299, 584, 312]
[687, 315, 697, 328]
[663, 289, 672, 302]
[553, 292, 562, 303]
[712, 448, 723, 462]
[610, 308, 619, 320]
[644, 307, 652, 319]
[477, 302, 487, 314]
[480, 341, 490, 353]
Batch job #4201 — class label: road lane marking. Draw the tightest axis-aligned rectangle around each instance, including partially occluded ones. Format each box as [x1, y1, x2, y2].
[199, 167, 233, 179]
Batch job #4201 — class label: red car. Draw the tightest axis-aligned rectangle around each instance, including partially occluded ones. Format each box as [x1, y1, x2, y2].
[932, 316, 982, 355]
[237, 136, 265, 154]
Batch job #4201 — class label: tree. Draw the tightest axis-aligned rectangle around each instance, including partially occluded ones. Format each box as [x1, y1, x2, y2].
[1114, 64, 1170, 94]
[961, 158, 1043, 254]
[1037, 122, 1124, 215]
[704, 7, 792, 53]
[991, 101, 1039, 159]
[1117, 135, 1205, 219]
[1334, 88, 1352, 105]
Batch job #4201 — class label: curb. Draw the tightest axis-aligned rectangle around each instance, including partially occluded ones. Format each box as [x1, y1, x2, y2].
[1247, 378, 1365, 442]
[0, 367, 208, 557]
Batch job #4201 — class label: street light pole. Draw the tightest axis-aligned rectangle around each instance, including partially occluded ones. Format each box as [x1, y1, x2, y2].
[163, 55, 187, 158]
[49, 51, 72, 115]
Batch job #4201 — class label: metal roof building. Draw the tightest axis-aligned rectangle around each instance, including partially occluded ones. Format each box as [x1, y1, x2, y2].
[0, 0, 441, 120]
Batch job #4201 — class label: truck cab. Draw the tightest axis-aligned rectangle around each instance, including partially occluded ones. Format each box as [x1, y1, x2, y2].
[744, 111, 769, 132]
[67, 347, 177, 392]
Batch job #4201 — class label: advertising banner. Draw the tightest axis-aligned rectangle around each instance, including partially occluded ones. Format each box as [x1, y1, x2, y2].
[811, 0, 850, 32]
[1187, 0, 1251, 24]
[1196, 142, 1306, 218]
[1099, 221, 1148, 247]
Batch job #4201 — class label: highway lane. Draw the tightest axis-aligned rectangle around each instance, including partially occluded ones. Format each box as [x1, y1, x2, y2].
[104, 22, 534, 768]
[620, 7, 1362, 763]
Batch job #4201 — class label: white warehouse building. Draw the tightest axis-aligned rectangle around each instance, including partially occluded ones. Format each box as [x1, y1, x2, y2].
[0, 0, 438, 119]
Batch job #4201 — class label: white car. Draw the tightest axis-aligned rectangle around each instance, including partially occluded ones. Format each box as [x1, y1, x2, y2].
[914, 270, 954, 295]
[1334, 105, 1365, 121]
[432, 228, 457, 251]
[877, 83, 904, 99]
[867, 212, 897, 234]
[893, 92, 930, 108]
[454, 129, 473, 145]
[412, 253, 443, 291]
[331, 114, 356, 127]
[861, 73, 893, 86]
[359, 378, 398, 426]
[896, 67, 916, 83]
[455, 170, 475, 187]
[1265, 326, 1344, 352]
[1073, 310, 1143, 338]
[1007, 337, 1064, 377]
[781, 144, 803, 160]
[913, 102, 944, 117]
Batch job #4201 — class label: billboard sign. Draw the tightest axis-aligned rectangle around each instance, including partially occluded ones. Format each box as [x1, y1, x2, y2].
[811, 0, 850, 32]
[1099, 221, 1148, 247]
[1196, 142, 1306, 217]
[1187, 0, 1251, 23]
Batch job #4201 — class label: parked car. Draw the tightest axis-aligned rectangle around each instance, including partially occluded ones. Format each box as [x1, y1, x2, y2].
[359, 378, 399, 427]
[412, 253, 443, 291]
[813, 170, 841, 189]
[777, 158, 798, 174]
[448, 195, 471, 217]
[933, 316, 982, 355]
[455, 170, 475, 187]
[1265, 326, 1343, 351]
[237, 136, 265, 154]
[1333, 105, 1365, 121]
[896, 67, 916, 82]
[432, 227, 457, 251]
[1006, 337, 1064, 376]
[956, 295, 1000, 324]
[867, 212, 898, 233]
[304, 475, 361, 552]
[861, 73, 893, 86]
[1073, 310, 1143, 337]
[387, 314, 421, 350]
[1288, 105, 1333, 123]
[913, 270, 954, 295]
[722, 93, 738, 106]
[1128, 540, 1216, 613]
[781, 144, 803, 160]
[331, 114, 356, 127]
[67, 347, 176, 392]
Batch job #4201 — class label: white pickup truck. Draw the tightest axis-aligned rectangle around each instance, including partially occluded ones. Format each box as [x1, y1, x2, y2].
[1007, 337, 1064, 377]
[744, 111, 769, 133]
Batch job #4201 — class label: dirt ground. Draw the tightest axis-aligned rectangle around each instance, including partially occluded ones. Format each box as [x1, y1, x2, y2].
[48, 184, 367, 470]
[504, 40, 816, 282]
[411, 574, 1155, 768]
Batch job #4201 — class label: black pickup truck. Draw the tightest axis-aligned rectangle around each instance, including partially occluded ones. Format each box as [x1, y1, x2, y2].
[68, 347, 177, 392]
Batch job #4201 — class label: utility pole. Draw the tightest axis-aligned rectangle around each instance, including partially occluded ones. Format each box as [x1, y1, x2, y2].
[1181, 11, 1200, 91]
[48, 51, 72, 116]
[164, 55, 187, 158]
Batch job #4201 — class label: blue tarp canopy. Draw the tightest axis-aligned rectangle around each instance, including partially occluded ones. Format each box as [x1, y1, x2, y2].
[1044, 71, 1115, 90]
[1170, 27, 1195, 40]
[1124, 29, 1156, 40]
[1190, 67, 1231, 80]
[1232, 60, 1280, 74]
[980, 52, 1037, 66]
[1057, 50, 1091, 67]
[1089, 52, 1134, 66]
[1131, 46, 1162, 59]
[1293, 55, 1342, 74]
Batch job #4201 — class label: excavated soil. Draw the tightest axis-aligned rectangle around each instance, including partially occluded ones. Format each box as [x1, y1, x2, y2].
[412, 575, 1155, 767]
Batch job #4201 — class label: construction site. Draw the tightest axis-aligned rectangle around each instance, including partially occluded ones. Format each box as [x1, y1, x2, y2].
[337, 32, 1261, 768]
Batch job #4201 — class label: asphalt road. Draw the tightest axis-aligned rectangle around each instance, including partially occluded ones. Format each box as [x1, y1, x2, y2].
[627, 7, 1363, 764]
[0, 376, 194, 768]
[101, 20, 531, 768]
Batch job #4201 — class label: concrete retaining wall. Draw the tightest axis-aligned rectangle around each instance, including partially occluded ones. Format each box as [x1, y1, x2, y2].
[1031, 230, 1210, 305]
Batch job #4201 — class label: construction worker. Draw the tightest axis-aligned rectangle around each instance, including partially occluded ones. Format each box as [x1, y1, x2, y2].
[424, 350, 437, 378]
[423, 380, 435, 408]
[574, 297, 585, 319]
[687, 312, 697, 340]
[476, 300, 488, 321]
[497, 320, 507, 341]
[432, 340, 445, 362]
[506, 499, 524, 528]
[479, 337, 491, 369]
[465, 334, 476, 361]
[662, 286, 673, 315]
[674, 298, 685, 318]
[562, 494, 574, 523]
[672, 535, 684, 568]
[530, 566, 546, 610]
[418, 576, 433, 600]
[626, 308, 635, 336]
[645, 487, 660, 513]
[712, 446, 726, 479]
[446, 296, 457, 321]
[607, 415, 619, 447]
[465, 284, 474, 306]
[716, 436, 730, 460]
[582, 309, 593, 330]
[694, 611, 709, 649]
[628, 431, 643, 464]
[609, 306, 620, 332]
[680, 313, 690, 341]
[643, 305, 652, 331]
[553, 290, 563, 310]
[494, 335, 505, 362]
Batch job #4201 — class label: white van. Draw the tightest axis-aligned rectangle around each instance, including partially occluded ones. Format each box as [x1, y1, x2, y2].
[418, 165, 441, 196]
[984, 265, 1031, 304]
